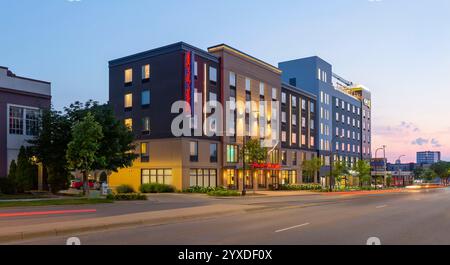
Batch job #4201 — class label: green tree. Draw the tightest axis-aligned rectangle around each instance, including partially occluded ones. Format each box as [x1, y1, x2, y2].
[65, 101, 138, 172]
[302, 157, 322, 185]
[240, 138, 268, 193]
[422, 168, 437, 183]
[14, 146, 37, 193]
[352, 160, 372, 187]
[28, 108, 72, 193]
[413, 166, 425, 180]
[386, 174, 393, 187]
[66, 113, 104, 195]
[331, 161, 350, 189]
[430, 161, 450, 185]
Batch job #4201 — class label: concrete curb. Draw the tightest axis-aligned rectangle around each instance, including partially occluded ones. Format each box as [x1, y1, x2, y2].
[0, 204, 262, 244]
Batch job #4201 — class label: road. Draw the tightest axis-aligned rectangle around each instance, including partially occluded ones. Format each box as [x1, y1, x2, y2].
[7, 188, 450, 245]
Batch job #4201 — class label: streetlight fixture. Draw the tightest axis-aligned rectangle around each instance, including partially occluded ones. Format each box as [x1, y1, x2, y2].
[374, 145, 387, 189]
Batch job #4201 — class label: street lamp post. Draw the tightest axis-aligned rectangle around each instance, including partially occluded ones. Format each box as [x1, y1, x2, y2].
[397, 155, 406, 187]
[374, 145, 387, 189]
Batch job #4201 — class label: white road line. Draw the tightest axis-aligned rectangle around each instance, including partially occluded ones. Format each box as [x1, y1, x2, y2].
[275, 223, 310, 233]
[376, 205, 387, 209]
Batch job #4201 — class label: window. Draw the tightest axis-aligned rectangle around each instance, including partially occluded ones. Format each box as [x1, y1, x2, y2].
[190, 141, 198, 162]
[209, 92, 217, 106]
[124, 93, 133, 109]
[310, 119, 315, 130]
[9, 106, 24, 135]
[245, 78, 251, 91]
[272, 88, 277, 100]
[302, 117, 306, 128]
[281, 151, 287, 165]
[310, 136, 315, 146]
[25, 109, 40, 136]
[292, 114, 297, 126]
[210, 143, 218, 163]
[229, 72, 236, 87]
[142, 169, 173, 185]
[292, 152, 298, 166]
[209, 67, 217, 84]
[142, 117, 150, 134]
[289, 78, 297, 86]
[140, 142, 149, 162]
[124, 68, 133, 84]
[194, 61, 198, 78]
[292, 133, 297, 144]
[124, 119, 132, 131]
[226, 145, 238, 163]
[281, 92, 286, 104]
[142, 65, 150, 80]
[282, 112, 286, 123]
[282, 131, 287, 142]
[291, 96, 297, 108]
[302, 135, 306, 145]
[317, 68, 321, 80]
[190, 169, 217, 188]
[259, 82, 265, 96]
[311, 102, 315, 112]
[336, 113, 339, 121]
[302, 99, 306, 110]
[141, 90, 150, 106]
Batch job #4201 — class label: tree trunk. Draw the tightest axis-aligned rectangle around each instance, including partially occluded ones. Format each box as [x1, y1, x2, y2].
[82, 171, 90, 197]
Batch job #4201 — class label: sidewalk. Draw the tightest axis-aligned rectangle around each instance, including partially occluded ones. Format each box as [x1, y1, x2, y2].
[0, 203, 263, 244]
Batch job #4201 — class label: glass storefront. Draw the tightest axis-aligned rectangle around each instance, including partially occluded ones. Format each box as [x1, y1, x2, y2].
[189, 169, 217, 188]
[281, 170, 297, 185]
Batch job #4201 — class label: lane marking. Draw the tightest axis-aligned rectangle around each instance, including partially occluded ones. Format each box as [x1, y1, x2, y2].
[375, 205, 387, 209]
[275, 223, 310, 233]
[0, 209, 97, 218]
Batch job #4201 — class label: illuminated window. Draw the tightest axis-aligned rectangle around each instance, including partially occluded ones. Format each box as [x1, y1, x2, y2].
[142, 169, 173, 185]
[124, 118, 133, 131]
[302, 135, 306, 145]
[292, 133, 297, 144]
[282, 131, 287, 142]
[140, 142, 149, 162]
[142, 64, 150, 80]
[124, 93, 133, 108]
[124, 68, 133, 84]
[226, 145, 238, 163]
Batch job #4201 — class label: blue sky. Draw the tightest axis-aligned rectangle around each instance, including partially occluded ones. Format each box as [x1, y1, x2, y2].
[1, 0, 449, 162]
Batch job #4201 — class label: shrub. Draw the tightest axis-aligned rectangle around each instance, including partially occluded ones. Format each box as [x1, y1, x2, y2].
[106, 193, 147, 201]
[185, 186, 226, 194]
[140, 183, 175, 193]
[279, 184, 323, 191]
[115, 184, 135, 194]
[207, 190, 240, 197]
[0, 177, 16, 195]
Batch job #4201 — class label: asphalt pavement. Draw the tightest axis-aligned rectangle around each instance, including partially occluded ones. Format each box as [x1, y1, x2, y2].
[8, 188, 450, 245]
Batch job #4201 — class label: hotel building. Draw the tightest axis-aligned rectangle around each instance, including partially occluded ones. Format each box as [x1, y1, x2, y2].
[108, 43, 372, 191]
[279, 56, 372, 185]
[280, 83, 318, 184]
[0, 66, 51, 187]
[108, 42, 222, 191]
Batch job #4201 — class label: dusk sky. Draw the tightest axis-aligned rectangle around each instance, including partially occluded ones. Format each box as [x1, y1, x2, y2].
[1, 0, 449, 162]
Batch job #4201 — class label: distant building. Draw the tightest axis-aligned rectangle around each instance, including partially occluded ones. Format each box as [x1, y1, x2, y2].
[417, 151, 441, 165]
[0, 66, 51, 180]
